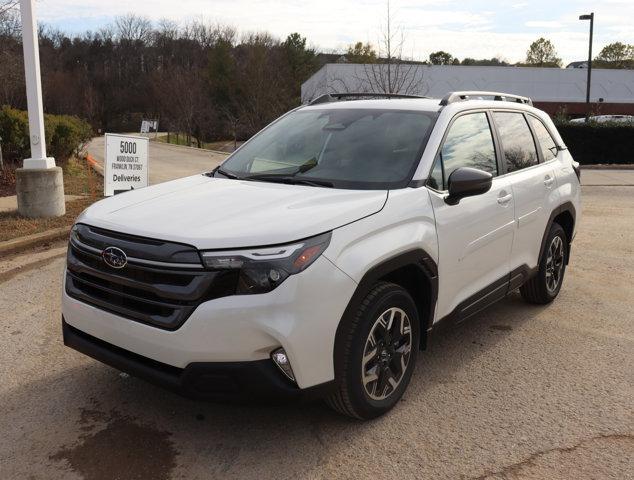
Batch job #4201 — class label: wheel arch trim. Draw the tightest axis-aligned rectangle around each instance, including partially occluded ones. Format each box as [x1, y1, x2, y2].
[334, 249, 439, 367]
[539, 201, 576, 265]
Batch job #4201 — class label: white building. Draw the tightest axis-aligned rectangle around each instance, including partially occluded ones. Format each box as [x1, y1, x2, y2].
[301, 64, 634, 115]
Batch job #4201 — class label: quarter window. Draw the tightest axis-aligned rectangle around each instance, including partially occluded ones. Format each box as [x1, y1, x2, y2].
[432, 112, 497, 190]
[428, 155, 443, 190]
[528, 116, 558, 162]
[492, 112, 539, 173]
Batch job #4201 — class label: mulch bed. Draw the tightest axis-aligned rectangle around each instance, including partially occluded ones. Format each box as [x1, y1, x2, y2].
[0, 163, 17, 197]
[0, 157, 102, 243]
[0, 196, 97, 242]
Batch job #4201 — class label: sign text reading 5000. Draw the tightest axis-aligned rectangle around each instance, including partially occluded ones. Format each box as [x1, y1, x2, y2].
[120, 141, 137, 154]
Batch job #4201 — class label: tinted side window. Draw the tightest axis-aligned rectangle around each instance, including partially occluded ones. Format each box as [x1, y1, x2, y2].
[428, 154, 443, 190]
[528, 116, 557, 162]
[440, 113, 497, 188]
[492, 112, 538, 173]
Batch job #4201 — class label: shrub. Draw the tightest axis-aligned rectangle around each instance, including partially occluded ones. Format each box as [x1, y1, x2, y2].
[0, 106, 93, 165]
[0, 106, 30, 162]
[555, 122, 634, 165]
[46, 113, 93, 161]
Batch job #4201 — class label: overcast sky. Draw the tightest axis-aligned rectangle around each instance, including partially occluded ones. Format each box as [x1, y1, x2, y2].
[36, 0, 634, 65]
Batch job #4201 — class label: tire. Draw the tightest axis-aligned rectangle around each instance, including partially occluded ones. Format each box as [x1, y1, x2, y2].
[326, 282, 420, 419]
[520, 222, 568, 304]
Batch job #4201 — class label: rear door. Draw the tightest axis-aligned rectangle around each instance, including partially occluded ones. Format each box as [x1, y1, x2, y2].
[491, 111, 560, 278]
[427, 111, 515, 322]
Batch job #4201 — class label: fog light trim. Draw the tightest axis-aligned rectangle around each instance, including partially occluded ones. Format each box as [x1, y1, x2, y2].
[271, 347, 296, 383]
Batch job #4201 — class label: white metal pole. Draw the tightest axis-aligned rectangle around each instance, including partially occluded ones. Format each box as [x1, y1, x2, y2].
[20, 0, 55, 169]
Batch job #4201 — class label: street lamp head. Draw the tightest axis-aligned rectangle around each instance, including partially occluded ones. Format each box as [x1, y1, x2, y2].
[579, 13, 593, 20]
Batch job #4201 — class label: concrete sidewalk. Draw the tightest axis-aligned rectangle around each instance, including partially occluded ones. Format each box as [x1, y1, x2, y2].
[581, 169, 634, 186]
[0, 195, 83, 214]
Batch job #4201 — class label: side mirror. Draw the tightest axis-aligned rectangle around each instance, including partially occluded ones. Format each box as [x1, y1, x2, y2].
[446, 167, 493, 205]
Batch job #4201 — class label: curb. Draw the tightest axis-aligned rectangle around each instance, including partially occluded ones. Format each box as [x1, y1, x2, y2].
[149, 139, 231, 156]
[0, 226, 70, 257]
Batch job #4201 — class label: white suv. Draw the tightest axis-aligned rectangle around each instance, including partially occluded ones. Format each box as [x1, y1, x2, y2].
[62, 91, 581, 419]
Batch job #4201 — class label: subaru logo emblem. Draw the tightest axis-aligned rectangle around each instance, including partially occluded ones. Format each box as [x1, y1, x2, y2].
[102, 246, 127, 269]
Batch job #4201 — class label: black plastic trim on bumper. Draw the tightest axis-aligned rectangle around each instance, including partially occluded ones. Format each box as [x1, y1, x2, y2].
[62, 318, 335, 402]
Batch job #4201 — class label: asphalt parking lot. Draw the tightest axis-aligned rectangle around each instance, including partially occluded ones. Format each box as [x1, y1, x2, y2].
[0, 184, 632, 480]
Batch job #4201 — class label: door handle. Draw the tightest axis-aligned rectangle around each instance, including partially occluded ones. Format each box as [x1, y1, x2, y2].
[544, 176, 555, 188]
[497, 193, 512, 205]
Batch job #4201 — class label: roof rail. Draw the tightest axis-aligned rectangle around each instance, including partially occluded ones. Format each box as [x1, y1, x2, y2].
[440, 91, 533, 106]
[308, 92, 428, 106]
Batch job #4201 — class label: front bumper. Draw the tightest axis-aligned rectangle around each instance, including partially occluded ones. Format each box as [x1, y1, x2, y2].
[62, 255, 357, 389]
[63, 319, 335, 401]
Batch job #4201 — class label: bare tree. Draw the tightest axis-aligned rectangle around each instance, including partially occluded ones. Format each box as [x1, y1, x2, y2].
[0, 8, 23, 107]
[183, 19, 235, 50]
[232, 32, 291, 136]
[97, 24, 116, 41]
[354, 0, 425, 95]
[155, 18, 179, 41]
[115, 13, 153, 43]
[0, 2, 19, 35]
[0, 0, 18, 17]
[1, 9, 348, 142]
[221, 107, 243, 151]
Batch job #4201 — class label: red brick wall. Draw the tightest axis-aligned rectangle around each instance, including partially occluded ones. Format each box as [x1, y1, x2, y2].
[534, 102, 634, 117]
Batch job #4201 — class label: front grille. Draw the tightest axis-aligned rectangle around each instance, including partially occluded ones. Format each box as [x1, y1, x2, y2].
[65, 224, 238, 330]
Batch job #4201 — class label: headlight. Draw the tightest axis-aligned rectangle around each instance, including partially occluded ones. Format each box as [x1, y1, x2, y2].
[70, 224, 79, 242]
[200, 232, 331, 294]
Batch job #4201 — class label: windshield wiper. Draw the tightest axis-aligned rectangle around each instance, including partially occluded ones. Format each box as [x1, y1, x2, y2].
[291, 178, 335, 188]
[245, 173, 334, 188]
[213, 167, 243, 180]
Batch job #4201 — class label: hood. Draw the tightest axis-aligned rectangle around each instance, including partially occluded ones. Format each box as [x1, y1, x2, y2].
[78, 175, 387, 249]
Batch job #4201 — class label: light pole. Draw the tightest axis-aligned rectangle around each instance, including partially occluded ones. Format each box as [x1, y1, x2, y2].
[579, 12, 594, 122]
[16, 0, 65, 217]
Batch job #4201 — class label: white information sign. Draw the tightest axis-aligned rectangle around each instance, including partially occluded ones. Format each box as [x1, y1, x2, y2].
[104, 133, 149, 196]
[140, 119, 159, 134]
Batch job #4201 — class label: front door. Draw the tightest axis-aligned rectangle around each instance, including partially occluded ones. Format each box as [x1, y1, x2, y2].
[427, 111, 515, 322]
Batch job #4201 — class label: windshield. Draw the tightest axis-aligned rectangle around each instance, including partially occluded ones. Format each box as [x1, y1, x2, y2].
[217, 108, 437, 189]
